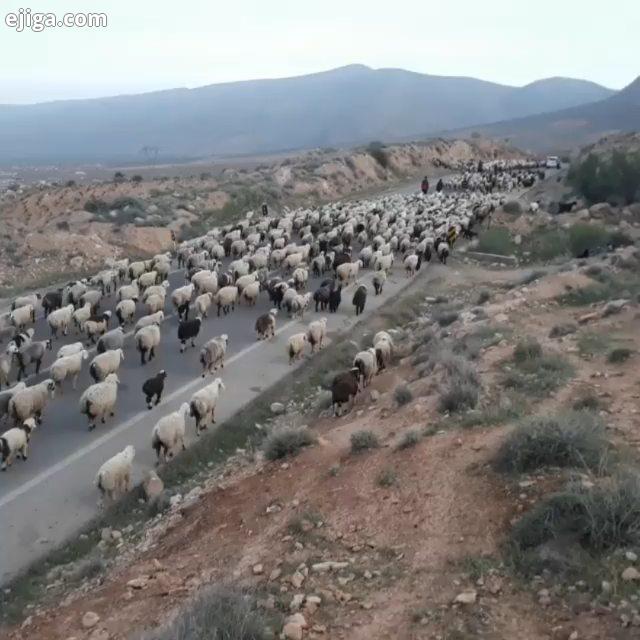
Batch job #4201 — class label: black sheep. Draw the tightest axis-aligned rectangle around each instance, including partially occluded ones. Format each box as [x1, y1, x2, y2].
[558, 200, 577, 213]
[177, 317, 201, 352]
[142, 370, 167, 409]
[313, 285, 331, 312]
[42, 290, 63, 318]
[352, 285, 367, 316]
[328, 285, 342, 313]
[331, 368, 360, 416]
[177, 301, 190, 321]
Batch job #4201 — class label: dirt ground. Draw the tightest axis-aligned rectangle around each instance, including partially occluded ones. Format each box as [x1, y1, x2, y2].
[4, 256, 640, 640]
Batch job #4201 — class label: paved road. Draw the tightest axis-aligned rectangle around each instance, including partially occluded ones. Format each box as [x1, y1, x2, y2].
[0, 230, 447, 584]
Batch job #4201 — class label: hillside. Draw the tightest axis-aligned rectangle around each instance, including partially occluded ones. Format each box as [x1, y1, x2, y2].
[450, 75, 640, 153]
[0, 65, 614, 165]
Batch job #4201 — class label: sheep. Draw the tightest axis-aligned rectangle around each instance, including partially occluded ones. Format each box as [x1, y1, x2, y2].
[9, 379, 56, 425]
[189, 378, 225, 433]
[8, 339, 52, 381]
[67, 280, 88, 307]
[194, 292, 214, 318]
[50, 350, 88, 391]
[84, 311, 112, 344]
[135, 310, 165, 332]
[241, 282, 260, 306]
[287, 333, 308, 364]
[117, 282, 140, 302]
[95, 445, 135, 505]
[135, 324, 161, 365]
[403, 254, 422, 277]
[288, 292, 312, 319]
[12, 293, 40, 311]
[331, 368, 360, 417]
[80, 289, 103, 311]
[292, 267, 309, 291]
[47, 304, 75, 338]
[171, 283, 195, 317]
[235, 273, 258, 293]
[89, 349, 125, 382]
[42, 290, 64, 318]
[72, 302, 93, 332]
[178, 317, 202, 352]
[151, 403, 190, 463]
[7, 328, 34, 352]
[329, 285, 342, 313]
[255, 309, 277, 340]
[97, 326, 125, 354]
[79, 373, 120, 431]
[143, 281, 170, 302]
[144, 293, 166, 315]
[336, 260, 363, 286]
[199, 334, 229, 376]
[10, 304, 35, 331]
[56, 341, 84, 359]
[137, 270, 158, 290]
[0, 352, 12, 389]
[0, 382, 26, 423]
[372, 271, 386, 295]
[129, 260, 147, 280]
[214, 286, 238, 316]
[142, 370, 167, 409]
[1, 418, 36, 470]
[436, 240, 450, 264]
[353, 348, 378, 388]
[373, 331, 394, 347]
[352, 285, 367, 316]
[307, 318, 327, 354]
[529, 201, 540, 213]
[115, 298, 137, 326]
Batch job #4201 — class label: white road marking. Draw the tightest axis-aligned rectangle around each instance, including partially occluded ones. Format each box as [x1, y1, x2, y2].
[0, 316, 298, 509]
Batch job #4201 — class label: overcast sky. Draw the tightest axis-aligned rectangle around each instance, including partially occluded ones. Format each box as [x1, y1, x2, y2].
[1, 0, 638, 104]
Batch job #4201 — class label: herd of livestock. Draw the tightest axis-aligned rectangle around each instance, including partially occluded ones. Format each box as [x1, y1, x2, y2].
[0, 161, 538, 504]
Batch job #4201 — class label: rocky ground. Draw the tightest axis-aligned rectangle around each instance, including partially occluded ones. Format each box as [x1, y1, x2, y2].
[0, 136, 520, 295]
[4, 221, 640, 639]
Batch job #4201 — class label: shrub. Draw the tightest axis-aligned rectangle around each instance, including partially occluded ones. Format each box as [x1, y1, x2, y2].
[476, 227, 514, 255]
[350, 430, 379, 453]
[502, 353, 573, 396]
[572, 391, 603, 412]
[494, 411, 607, 474]
[113, 171, 126, 183]
[438, 380, 479, 413]
[396, 429, 421, 450]
[263, 427, 315, 461]
[475, 290, 490, 305]
[434, 310, 459, 327]
[394, 384, 413, 406]
[502, 200, 522, 215]
[131, 174, 143, 183]
[509, 473, 640, 576]
[376, 468, 397, 487]
[513, 337, 543, 363]
[149, 585, 268, 640]
[568, 223, 610, 258]
[549, 323, 577, 338]
[366, 141, 390, 169]
[607, 347, 633, 363]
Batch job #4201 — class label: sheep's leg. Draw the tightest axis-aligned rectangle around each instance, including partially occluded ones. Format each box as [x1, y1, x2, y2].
[21, 443, 28, 460]
[35, 359, 42, 375]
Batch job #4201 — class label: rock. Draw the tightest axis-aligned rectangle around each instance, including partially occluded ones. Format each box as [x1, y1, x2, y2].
[578, 312, 599, 325]
[602, 299, 629, 317]
[283, 622, 303, 640]
[625, 551, 638, 562]
[514, 234, 522, 246]
[494, 313, 509, 323]
[485, 575, 503, 595]
[621, 566, 640, 581]
[454, 589, 477, 605]
[601, 581, 612, 593]
[370, 390, 380, 402]
[127, 577, 148, 589]
[89, 630, 110, 640]
[143, 470, 164, 502]
[290, 593, 305, 611]
[311, 561, 349, 573]
[82, 612, 100, 629]
[101, 528, 113, 543]
[290, 571, 305, 589]
[589, 203, 614, 219]
[270, 402, 285, 415]
[549, 323, 577, 338]
[69, 256, 84, 270]
[269, 568, 282, 581]
[252, 564, 264, 575]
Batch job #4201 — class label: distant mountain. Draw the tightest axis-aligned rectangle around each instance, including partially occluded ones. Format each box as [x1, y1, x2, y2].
[0, 65, 616, 165]
[448, 76, 640, 153]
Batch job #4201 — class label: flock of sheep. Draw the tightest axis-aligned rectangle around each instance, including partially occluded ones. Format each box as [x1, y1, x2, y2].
[0, 163, 537, 504]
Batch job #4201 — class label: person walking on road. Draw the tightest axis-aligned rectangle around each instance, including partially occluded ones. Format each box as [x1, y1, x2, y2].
[420, 176, 429, 195]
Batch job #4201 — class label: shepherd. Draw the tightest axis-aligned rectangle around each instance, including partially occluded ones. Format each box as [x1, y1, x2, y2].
[420, 176, 429, 195]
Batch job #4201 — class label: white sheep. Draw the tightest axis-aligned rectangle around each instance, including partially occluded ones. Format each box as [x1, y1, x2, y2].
[336, 260, 363, 285]
[47, 304, 74, 338]
[95, 444, 135, 505]
[287, 332, 308, 364]
[89, 349, 124, 382]
[353, 348, 378, 388]
[137, 270, 158, 289]
[403, 254, 420, 277]
[117, 282, 140, 302]
[373, 252, 394, 274]
[56, 341, 84, 359]
[12, 294, 41, 311]
[0, 382, 26, 423]
[135, 324, 161, 364]
[135, 310, 165, 332]
[129, 260, 147, 279]
[171, 283, 195, 310]
[84, 311, 112, 344]
[255, 309, 277, 340]
[72, 302, 93, 332]
[50, 350, 88, 391]
[142, 281, 170, 302]
[289, 292, 312, 319]
[241, 282, 260, 306]
[194, 292, 214, 318]
[307, 318, 327, 354]
[1, 418, 36, 470]
[79, 373, 120, 431]
[9, 379, 56, 425]
[145, 293, 166, 314]
[292, 267, 309, 291]
[151, 403, 190, 463]
[0, 352, 12, 389]
[189, 377, 225, 433]
[234, 273, 257, 293]
[115, 299, 137, 326]
[214, 286, 238, 316]
[10, 304, 35, 331]
[200, 335, 229, 377]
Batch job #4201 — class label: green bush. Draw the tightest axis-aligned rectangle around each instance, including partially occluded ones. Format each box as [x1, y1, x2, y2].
[502, 353, 572, 396]
[568, 223, 610, 257]
[396, 429, 421, 450]
[149, 585, 269, 640]
[263, 427, 315, 461]
[376, 468, 397, 487]
[438, 380, 479, 413]
[350, 430, 379, 453]
[394, 384, 413, 406]
[513, 337, 543, 363]
[568, 151, 640, 205]
[607, 347, 634, 363]
[502, 200, 522, 215]
[494, 411, 608, 473]
[476, 227, 514, 255]
[366, 141, 390, 169]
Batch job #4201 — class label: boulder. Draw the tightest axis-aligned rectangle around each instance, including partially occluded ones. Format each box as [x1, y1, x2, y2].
[454, 589, 477, 604]
[621, 566, 640, 581]
[82, 612, 100, 629]
[602, 299, 629, 317]
[270, 402, 285, 415]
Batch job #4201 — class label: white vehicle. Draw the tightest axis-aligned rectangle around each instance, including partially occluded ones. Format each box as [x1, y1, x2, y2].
[545, 155, 561, 169]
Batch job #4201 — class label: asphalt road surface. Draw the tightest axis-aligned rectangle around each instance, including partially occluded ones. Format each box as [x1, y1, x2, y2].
[0, 211, 451, 584]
